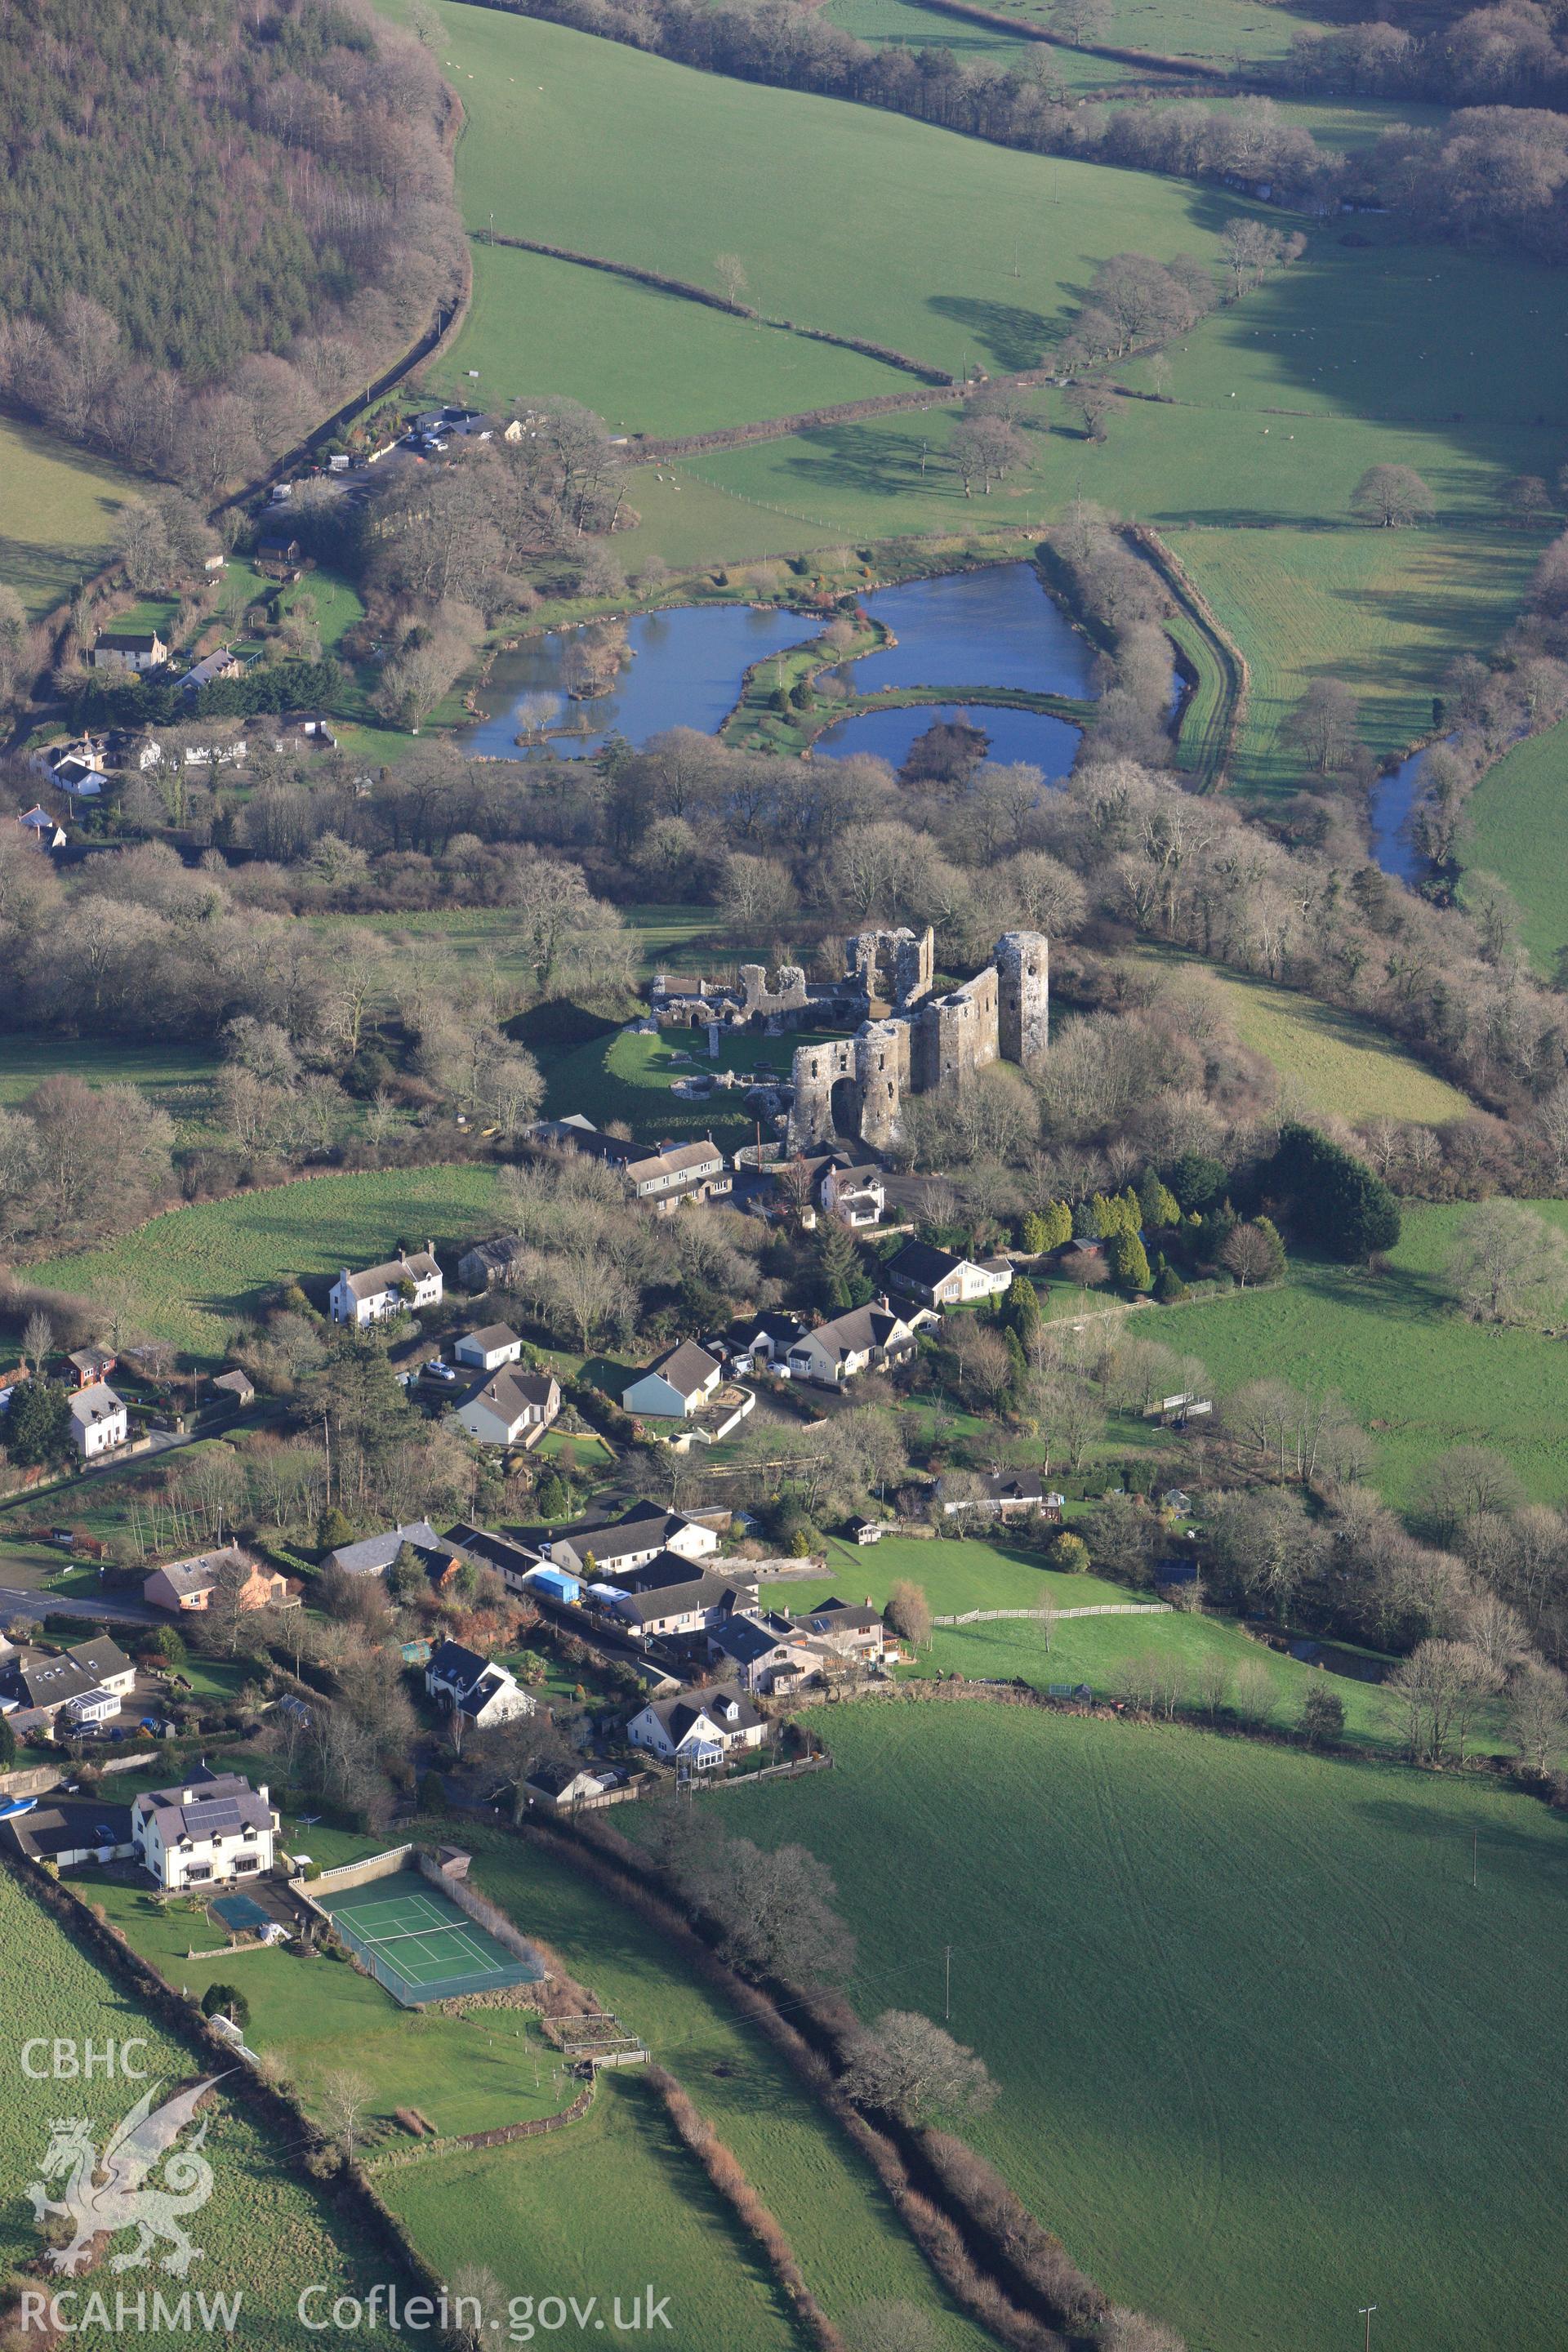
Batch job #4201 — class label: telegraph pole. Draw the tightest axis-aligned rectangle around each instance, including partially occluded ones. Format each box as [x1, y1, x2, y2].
[943, 1944, 952, 2023]
[1358, 2305, 1377, 2352]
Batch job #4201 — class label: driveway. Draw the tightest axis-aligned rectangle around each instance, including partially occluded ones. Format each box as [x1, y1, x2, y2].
[0, 1586, 161, 1628]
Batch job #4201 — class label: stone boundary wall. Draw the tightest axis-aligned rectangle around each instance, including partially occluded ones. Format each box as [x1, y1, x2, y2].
[366, 2079, 595, 2172]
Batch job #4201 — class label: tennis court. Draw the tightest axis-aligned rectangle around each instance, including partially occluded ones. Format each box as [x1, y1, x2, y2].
[318, 1875, 542, 2008]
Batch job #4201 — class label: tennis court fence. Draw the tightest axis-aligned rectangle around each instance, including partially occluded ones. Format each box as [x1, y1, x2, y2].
[327, 1905, 540, 2007]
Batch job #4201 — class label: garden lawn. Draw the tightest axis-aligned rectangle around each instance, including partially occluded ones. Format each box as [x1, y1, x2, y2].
[0, 416, 136, 617]
[416, 1823, 999, 2350]
[427, 242, 919, 437]
[82, 1871, 574, 2140]
[1462, 714, 1568, 977]
[1130, 947, 1469, 1123]
[761, 1531, 1139, 1618]
[746, 1701, 1568, 2352]
[0, 1867, 399, 2345]
[1169, 1199, 1568, 1503]
[31, 1165, 501, 1360]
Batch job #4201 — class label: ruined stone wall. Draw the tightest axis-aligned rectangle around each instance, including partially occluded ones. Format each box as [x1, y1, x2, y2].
[996, 931, 1049, 1073]
[739, 963, 809, 1021]
[784, 929, 1046, 1155]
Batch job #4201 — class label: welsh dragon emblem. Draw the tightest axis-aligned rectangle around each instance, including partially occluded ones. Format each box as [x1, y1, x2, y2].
[28, 2076, 225, 2275]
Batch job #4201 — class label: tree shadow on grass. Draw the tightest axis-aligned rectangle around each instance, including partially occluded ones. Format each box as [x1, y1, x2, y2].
[1352, 1797, 1568, 1878]
[927, 294, 1057, 372]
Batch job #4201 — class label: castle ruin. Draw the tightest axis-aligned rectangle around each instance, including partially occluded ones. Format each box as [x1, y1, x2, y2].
[786, 927, 1049, 1154]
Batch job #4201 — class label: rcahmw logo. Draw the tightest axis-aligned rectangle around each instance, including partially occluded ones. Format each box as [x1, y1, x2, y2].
[25, 2074, 227, 2283]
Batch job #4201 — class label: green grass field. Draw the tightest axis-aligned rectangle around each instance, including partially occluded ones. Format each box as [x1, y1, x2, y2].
[746, 1702, 1568, 2352]
[0, 415, 136, 617]
[405, 1824, 998, 2349]
[428, 241, 920, 435]
[0, 1866, 400, 2345]
[621, 207, 1558, 785]
[383, 2074, 808, 2351]
[537, 1023, 838, 1143]
[1169, 1200, 1568, 1502]
[1462, 715, 1568, 976]
[32, 1164, 501, 1358]
[763, 1532, 1487, 1753]
[413, 4, 1261, 378]
[1131, 948, 1470, 1122]
[0, 1035, 221, 1143]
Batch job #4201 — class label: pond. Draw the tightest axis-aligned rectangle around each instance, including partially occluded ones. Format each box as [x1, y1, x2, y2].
[811, 701, 1085, 773]
[830, 563, 1098, 700]
[464, 603, 812, 760]
[463, 562, 1101, 764]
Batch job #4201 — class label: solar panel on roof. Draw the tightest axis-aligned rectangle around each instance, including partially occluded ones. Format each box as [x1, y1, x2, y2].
[195, 1799, 243, 1831]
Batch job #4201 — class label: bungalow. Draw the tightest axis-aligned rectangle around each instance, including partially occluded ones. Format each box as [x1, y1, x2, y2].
[884, 1240, 1014, 1312]
[51, 755, 110, 800]
[622, 1341, 722, 1420]
[792, 1596, 887, 1663]
[325, 1519, 443, 1578]
[603, 1570, 753, 1642]
[706, 1610, 820, 1695]
[328, 1243, 443, 1326]
[627, 1683, 765, 1769]
[526, 1760, 611, 1809]
[131, 1771, 278, 1891]
[939, 1469, 1062, 1522]
[176, 647, 243, 697]
[142, 1548, 293, 1615]
[542, 1503, 719, 1579]
[91, 627, 167, 674]
[424, 1640, 535, 1731]
[453, 1325, 523, 1373]
[0, 1636, 136, 1727]
[442, 1522, 547, 1593]
[787, 1300, 921, 1388]
[18, 807, 66, 848]
[69, 1381, 128, 1459]
[0, 1801, 133, 1871]
[821, 1163, 886, 1227]
[453, 1365, 560, 1450]
[610, 1548, 759, 1603]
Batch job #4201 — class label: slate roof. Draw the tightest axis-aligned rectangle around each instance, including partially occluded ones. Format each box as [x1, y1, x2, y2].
[637, 1341, 719, 1400]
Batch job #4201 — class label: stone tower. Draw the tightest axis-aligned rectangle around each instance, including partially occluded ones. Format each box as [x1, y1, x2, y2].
[995, 931, 1049, 1074]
